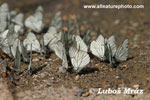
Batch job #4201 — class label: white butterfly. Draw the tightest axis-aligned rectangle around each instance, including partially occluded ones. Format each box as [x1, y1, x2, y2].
[5, 26, 23, 58]
[7, 29, 18, 47]
[90, 34, 128, 64]
[0, 3, 10, 33]
[90, 34, 117, 62]
[44, 26, 62, 51]
[51, 11, 62, 30]
[11, 13, 24, 34]
[73, 35, 88, 52]
[10, 38, 22, 58]
[53, 41, 68, 69]
[69, 47, 90, 73]
[23, 32, 41, 52]
[25, 6, 44, 33]
[90, 34, 106, 61]
[105, 35, 117, 57]
[12, 13, 24, 26]
[0, 24, 20, 55]
[44, 26, 57, 46]
[0, 30, 10, 54]
[109, 39, 128, 64]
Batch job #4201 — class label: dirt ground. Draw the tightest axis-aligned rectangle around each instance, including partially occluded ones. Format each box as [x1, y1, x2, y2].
[0, 0, 150, 100]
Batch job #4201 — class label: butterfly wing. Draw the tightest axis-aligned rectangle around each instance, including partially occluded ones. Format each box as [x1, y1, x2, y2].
[7, 32, 18, 46]
[90, 34, 105, 61]
[0, 30, 10, 54]
[43, 26, 57, 46]
[51, 11, 62, 30]
[0, 3, 10, 33]
[0, 29, 9, 39]
[12, 13, 24, 26]
[25, 6, 44, 33]
[53, 41, 68, 69]
[107, 35, 117, 57]
[12, 13, 24, 34]
[23, 32, 41, 52]
[69, 47, 90, 73]
[115, 39, 128, 62]
[75, 35, 88, 52]
[53, 41, 64, 59]
[10, 39, 22, 58]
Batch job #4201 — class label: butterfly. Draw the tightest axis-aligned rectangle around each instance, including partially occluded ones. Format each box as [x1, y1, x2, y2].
[10, 38, 22, 58]
[0, 3, 10, 33]
[72, 35, 88, 52]
[50, 11, 62, 30]
[90, 34, 128, 64]
[11, 13, 24, 34]
[90, 34, 119, 61]
[53, 41, 68, 69]
[68, 35, 90, 72]
[105, 35, 117, 59]
[25, 6, 45, 33]
[0, 29, 10, 54]
[108, 39, 128, 64]
[43, 26, 62, 51]
[90, 34, 106, 61]
[7, 25, 19, 47]
[69, 46, 90, 73]
[6, 25, 23, 58]
[23, 32, 41, 52]
[0, 24, 23, 57]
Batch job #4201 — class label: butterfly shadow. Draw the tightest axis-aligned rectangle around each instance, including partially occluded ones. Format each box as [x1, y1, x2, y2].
[127, 56, 134, 61]
[88, 52, 96, 59]
[31, 64, 47, 75]
[112, 56, 134, 68]
[78, 67, 99, 75]
[41, 27, 49, 33]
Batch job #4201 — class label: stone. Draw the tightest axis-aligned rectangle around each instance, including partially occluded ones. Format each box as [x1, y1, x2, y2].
[75, 75, 80, 81]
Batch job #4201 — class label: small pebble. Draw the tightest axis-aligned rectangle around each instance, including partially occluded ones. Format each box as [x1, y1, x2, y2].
[44, 62, 48, 65]
[133, 34, 139, 41]
[114, 19, 120, 25]
[74, 89, 85, 97]
[95, 64, 99, 67]
[133, 85, 139, 89]
[58, 67, 66, 73]
[132, 22, 139, 27]
[75, 75, 80, 81]
[94, 71, 98, 74]
[109, 68, 113, 72]
[51, 77, 55, 80]
[89, 88, 96, 94]
[82, 92, 90, 97]
[115, 76, 119, 79]
[32, 58, 39, 62]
